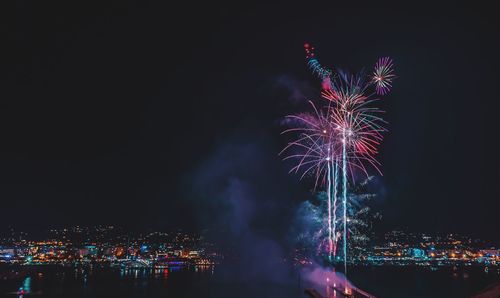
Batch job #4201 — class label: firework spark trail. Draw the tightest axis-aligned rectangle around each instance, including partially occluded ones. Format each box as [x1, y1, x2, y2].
[304, 43, 332, 81]
[308, 59, 332, 81]
[326, 153, 333, 259]
[342, 128, 348, 276]
[332, 157, 338, 257]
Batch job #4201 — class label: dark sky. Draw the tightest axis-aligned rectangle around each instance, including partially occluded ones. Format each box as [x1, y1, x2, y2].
[2, 1, 499, 240]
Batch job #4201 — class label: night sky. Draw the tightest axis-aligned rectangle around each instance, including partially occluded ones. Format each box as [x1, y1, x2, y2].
[2, 1, 499, 240]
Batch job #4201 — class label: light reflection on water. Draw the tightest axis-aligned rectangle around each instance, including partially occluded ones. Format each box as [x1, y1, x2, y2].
[16, 276, 31, 298]
[3, 265, 499, 298]
[117, 265, 215, 280]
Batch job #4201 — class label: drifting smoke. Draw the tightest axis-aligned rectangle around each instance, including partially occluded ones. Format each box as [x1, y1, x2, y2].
[187, 128, 299, 284]
[302, 264, 353, 292]
[301, 264, 376, 298]
[273, 74, 315, 105]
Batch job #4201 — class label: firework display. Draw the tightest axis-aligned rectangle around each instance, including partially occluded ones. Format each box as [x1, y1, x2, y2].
[281, 44, 395, 277]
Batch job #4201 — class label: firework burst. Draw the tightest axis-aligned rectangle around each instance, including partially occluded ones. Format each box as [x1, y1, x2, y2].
[322, 85, 387, 178]
[280, 102, 340, 188]
[372, 57, 395, 95]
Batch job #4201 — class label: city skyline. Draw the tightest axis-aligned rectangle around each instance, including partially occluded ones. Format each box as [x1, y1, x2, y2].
[1, 225, 498, 267]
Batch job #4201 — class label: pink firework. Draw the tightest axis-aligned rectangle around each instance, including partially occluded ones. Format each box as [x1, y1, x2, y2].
[372, 57, 395, 95]
[280, 101, 341, 189]
[322, 87, 386, 178]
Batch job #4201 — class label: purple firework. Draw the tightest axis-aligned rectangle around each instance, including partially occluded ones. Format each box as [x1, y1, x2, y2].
[372, 57, 395, 95]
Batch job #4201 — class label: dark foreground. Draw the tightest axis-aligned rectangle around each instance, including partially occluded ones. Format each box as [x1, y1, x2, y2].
[0, 265, 498, 298]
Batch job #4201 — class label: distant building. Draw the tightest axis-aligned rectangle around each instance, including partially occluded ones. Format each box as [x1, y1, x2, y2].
[0, 248, 15, 256]
[411, 248, 425, 259]
[480, 249, 499, 257]
[189, 250, 199, 258]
